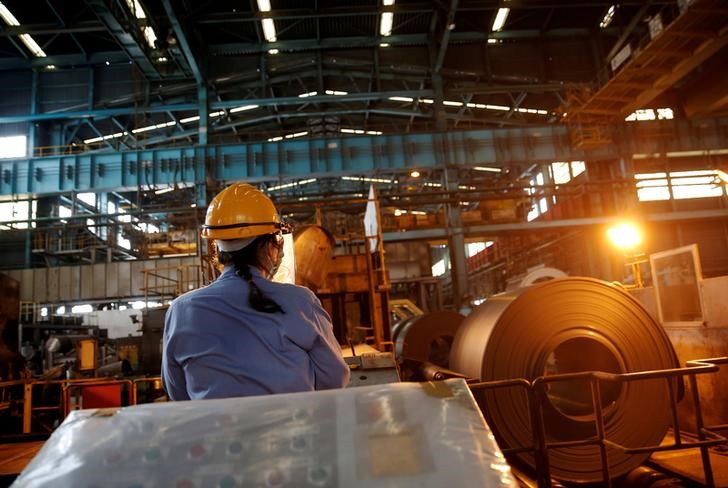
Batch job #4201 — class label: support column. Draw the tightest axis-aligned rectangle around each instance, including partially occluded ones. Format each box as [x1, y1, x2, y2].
[432, 73, 446, 131]
[444, 169, 467, 307]
[25, 73, 37, 268]
[198, 84, 208, 146]
[25, 199, 33, 267]
[28, 70, 38, 157]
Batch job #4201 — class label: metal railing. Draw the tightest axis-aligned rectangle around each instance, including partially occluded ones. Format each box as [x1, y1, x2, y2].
[0, 376, 163, 435]
[468, 357, 728, 487]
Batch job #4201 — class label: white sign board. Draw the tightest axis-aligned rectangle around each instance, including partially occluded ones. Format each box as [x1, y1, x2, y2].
[363, 185, 379, 254]
[610, 43, 632, 72]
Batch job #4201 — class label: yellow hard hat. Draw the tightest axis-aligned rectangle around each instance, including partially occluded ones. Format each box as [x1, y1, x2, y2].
[201, 183, 288, 241]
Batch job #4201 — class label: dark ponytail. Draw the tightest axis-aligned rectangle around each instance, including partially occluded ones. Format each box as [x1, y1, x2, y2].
[217, 234, 284, 314]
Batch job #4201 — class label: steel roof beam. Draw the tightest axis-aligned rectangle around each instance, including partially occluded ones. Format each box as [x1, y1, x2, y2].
[0, 21, 106, 37]
[0, 91, 433, 123]
[208, 29, 595, 55]
[85, 0, 161, 80]
[161, 0, 204, 84]
[433, 0, 459, 74]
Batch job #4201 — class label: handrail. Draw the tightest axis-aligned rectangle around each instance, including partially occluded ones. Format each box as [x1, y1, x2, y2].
[468, 357, 728, 487]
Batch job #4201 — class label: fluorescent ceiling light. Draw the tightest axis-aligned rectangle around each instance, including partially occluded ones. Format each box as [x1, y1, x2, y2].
[600, 5, 615, 29]
[383, 0, 395, 5]
[474, 166, 502, 173]
[380, 12, 393, 36]
[485, 104, 510, 111]
[298, 91, 318, 98]
[180, 115, 201, 124]
[261, 18, 277, 42]
[230, 104, 259, 113]
[257, 0, 272, 12]
[487, 38, 499, 44]
[325, 90, 348, 95]
[267, 131, 308, 142]
[491, 8, 510, 32]
[155, 187, 174, 195]
[268, 48, 279, 55]
[19, 34, 46, 57]
[443, 100, 463, 107]
[267, 178, 317, 192]
[0, 2, 20, 25]
[389, 96, 414, 102]
[340, 128, 383, 135]
[0, 4, 48, 57]
[342, 176, 396, 184]
[379, 43, 390, 47]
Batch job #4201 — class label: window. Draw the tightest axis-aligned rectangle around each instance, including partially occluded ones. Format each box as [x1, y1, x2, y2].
[527, 204, 539, 222]
[635, 169, 726, 201]
[118, 236, 131, 249]
[539, 197, 548, 214]
[77, 193, 96, 207]
[71, 304, 94, 314]
[551, 162, 571, 184]
[0, 135, 27, 159]
[0, 200, 36, 229]
[431, 259, 446, 277]
[571, 161, 585, 178]
[625, 108, 674, 122]
[466, 241, 494, 257]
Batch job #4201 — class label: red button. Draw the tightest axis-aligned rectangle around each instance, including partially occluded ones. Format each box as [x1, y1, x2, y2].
[189, 444, 206, 459]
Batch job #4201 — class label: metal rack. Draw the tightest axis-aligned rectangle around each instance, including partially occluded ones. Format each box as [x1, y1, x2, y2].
[469, 357, 728, 487]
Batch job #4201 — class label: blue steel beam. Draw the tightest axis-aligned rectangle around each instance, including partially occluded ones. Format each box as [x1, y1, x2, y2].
[0, 91, 433, 123]
[2, 118, 726, 198]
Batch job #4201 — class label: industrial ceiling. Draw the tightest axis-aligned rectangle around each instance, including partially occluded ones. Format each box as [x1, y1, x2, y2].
[2, 0, 725, 148]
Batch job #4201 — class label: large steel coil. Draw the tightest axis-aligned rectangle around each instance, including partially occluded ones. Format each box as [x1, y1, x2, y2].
[394, 311, 464, 368]
[450, 277, 679, 484]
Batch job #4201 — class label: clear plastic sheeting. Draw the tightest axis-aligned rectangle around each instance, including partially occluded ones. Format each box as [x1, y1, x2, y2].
[13, 379, 516, 488]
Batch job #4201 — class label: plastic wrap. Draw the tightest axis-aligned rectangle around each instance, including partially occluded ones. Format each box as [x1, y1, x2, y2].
[13, 379, 516, 487]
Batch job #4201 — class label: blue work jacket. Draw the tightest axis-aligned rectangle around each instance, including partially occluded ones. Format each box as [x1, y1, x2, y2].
[162, 266, 350, 400]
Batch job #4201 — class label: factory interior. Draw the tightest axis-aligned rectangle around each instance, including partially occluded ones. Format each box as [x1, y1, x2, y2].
[0, 0, 727, 486]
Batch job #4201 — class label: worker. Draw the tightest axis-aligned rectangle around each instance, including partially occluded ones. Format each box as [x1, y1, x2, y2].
[162, 183, 350, 400]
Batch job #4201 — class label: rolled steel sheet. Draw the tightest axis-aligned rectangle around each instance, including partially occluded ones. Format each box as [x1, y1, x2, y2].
[293, 225, 335, 291]
[505, 266, 567, 291]
[395, 311, 464, 368]
[450, 277, 679, 484]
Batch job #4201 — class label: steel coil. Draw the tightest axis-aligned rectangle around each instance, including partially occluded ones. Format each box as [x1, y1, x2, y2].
[450, 277, 679, 484]
[394, 311, 464, 368]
